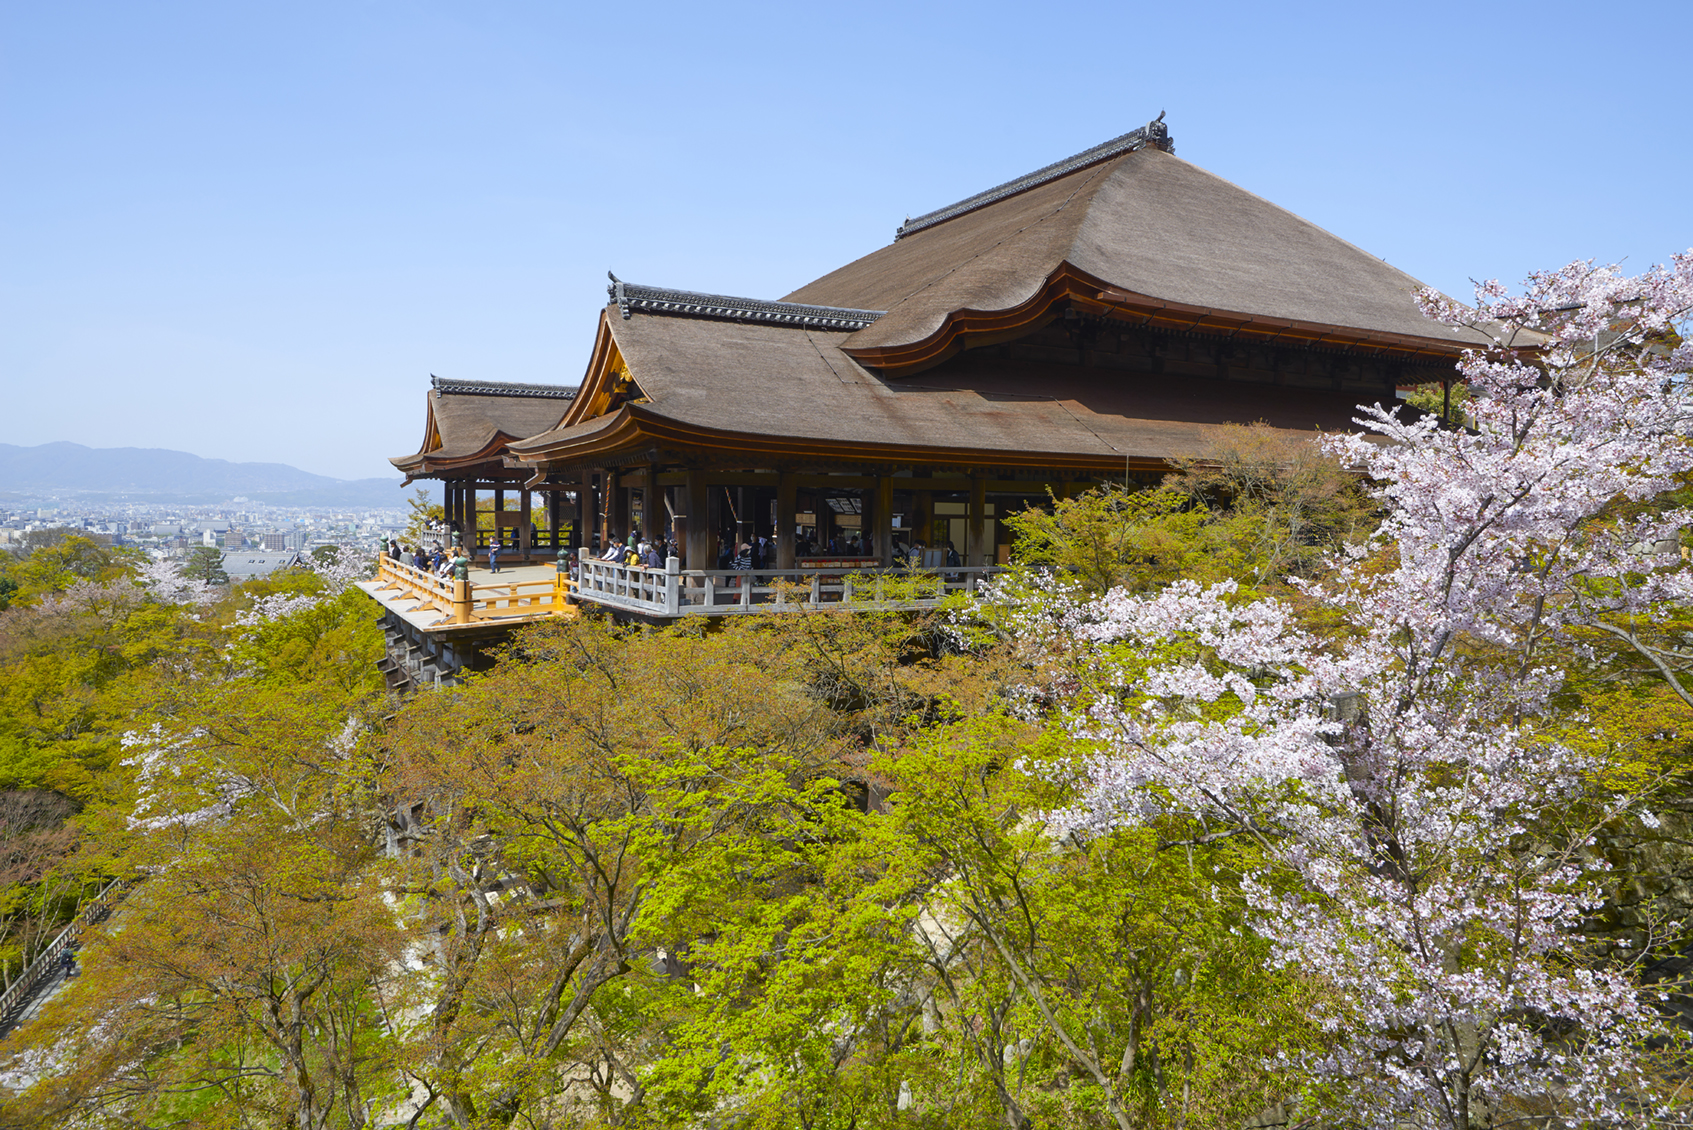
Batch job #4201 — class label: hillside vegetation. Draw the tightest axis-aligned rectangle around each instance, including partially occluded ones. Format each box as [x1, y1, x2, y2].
[2, 258, 1693, 1130]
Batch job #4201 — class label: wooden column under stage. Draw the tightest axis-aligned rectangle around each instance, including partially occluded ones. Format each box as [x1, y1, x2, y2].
[775, 471, 796, 569]
[968, 474, 987, 566]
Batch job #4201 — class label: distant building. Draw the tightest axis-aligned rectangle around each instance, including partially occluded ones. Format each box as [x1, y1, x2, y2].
[223, 529, 244, 549]
[261, 533, 289, 551]
[221, 551, 306, 580]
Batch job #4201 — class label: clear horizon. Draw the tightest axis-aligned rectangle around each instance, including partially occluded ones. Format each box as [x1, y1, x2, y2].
[4, 0, 1690, 481]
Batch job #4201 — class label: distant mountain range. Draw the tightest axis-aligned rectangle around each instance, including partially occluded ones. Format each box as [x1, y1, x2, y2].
[0, 443, 409, 508]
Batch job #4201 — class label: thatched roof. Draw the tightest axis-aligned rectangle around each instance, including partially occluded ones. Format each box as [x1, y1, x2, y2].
[783, 142, 1492, 362]
[391, 377, 576, 475]
[506, 314, 1378, 471]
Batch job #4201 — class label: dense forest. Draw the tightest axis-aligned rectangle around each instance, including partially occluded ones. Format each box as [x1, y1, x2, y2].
[2, 259, 1693, 1130]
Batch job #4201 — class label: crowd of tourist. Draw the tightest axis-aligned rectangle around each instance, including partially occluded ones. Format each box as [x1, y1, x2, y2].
[383, 529, 967, 582]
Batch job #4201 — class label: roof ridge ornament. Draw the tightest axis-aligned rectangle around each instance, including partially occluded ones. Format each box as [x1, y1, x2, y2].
[430, 375, 577, 399]
[605, 276, 884, 331]
[608, 271, 628, 320]
[894, 113, 1174, 241]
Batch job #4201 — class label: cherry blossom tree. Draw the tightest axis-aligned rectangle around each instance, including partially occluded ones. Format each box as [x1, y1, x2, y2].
[1017, 255, 1693, 1128]
[131, 555, 218, 607]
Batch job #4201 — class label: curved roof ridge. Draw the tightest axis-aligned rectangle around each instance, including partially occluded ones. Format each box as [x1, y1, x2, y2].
[607, 274, 882, 331]
[431, 375, 577, 399]
[894, 115, 1172, 240]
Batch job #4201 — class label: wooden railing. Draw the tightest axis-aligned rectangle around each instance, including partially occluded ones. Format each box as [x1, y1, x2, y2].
[574, 553, 1003, 618]
[372, 551, 996, 625]
[372, 554, 574, 626]
[0, 878, 127, 1037]
[371, 555, 460, 615]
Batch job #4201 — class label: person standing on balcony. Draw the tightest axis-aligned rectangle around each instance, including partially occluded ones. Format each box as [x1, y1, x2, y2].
[487, 536, 503, 575]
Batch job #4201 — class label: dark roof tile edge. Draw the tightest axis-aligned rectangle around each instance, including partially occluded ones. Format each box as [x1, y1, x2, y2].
[431, 375, 577, 399]
[894, 115, 1173, 240]
[607, 274, 883, 330]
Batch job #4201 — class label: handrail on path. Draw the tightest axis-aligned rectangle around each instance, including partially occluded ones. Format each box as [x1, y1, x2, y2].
[0, 877, 129, 1037]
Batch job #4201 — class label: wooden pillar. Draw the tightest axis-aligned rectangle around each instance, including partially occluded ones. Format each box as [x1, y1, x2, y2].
[776, 470, 797, 569]
[595, 468, 610, 553]
[573, 474, 589, 554]
[685, 468, 709, 572]
[968, 473, 987, 566]
[548, 487, 561, 550]
[464, 485, 478, 549]
[609, 470, 628, 551]
[519, 489, 532, 555]
[914, 490, 934, 553]
[875, 474, 894, 567]
[639, 469, 661, 543]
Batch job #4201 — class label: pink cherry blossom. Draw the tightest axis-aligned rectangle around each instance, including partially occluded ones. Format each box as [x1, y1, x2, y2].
[1006, 254, 1693, 1128]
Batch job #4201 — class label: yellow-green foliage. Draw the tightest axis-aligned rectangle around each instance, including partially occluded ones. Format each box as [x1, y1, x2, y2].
[1005, 422, 1376, 597]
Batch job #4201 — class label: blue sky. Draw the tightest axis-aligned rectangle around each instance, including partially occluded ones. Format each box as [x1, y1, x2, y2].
[3, 1, 1689, 482]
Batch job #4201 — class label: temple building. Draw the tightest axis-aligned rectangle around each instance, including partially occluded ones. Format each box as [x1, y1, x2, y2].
[393, 116, 1488, 574]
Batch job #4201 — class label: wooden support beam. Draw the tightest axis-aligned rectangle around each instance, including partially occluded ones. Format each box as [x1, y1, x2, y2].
[650, 470, 1092, 493]
[518, 490, 532, 555]
[776, 471, 797, 570]
[968, 474, 987, 567]
[609, 470, 629, 551]
[596, 468, 610, 553]
[875, 474, 894, 567]
[638, 467, 661, 543]
[685, 468, 709, 572]
[573, 474, 589, 555]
